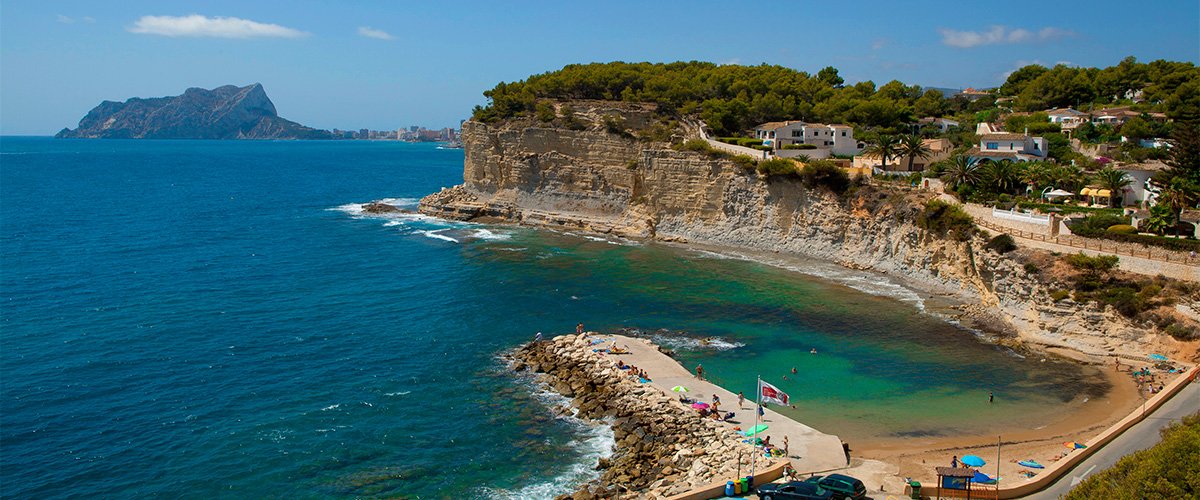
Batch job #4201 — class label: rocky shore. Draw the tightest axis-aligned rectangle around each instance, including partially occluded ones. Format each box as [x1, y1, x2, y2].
[512, 334, 779, 499]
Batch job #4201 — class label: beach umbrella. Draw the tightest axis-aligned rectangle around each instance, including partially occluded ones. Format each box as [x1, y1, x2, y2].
[1064, 441, 1087, 450]
[1148, 354, 1168, 362]
[1045, 189, 1075, 198]
[671, 386, 689, 393]
[691, 402, 709, 410]
[960, 455, 986, 467]
[741, 424, 769, 436]
[1018, 460, 1044, 469]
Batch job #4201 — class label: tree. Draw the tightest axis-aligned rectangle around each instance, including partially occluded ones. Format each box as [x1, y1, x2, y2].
[816, 66, 843, 88]
[914, 89, 947, 117]
[941, 155, 981, 189]
[862, 134, 901, 171]
[1155, 176, 1200, 235]
[980, 160, 1022, 195]
[1093, 167, 1134, 207]
[897, 134, 932, 172]
[1161, 121, 1200, 186]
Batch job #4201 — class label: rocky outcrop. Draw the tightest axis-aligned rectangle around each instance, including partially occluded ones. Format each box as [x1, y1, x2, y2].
[513, 334, 776, 499]
[419, 101, 1186, 359]
[56, 84, 331, 140]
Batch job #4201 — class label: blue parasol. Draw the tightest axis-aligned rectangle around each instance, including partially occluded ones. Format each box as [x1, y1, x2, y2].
[961, 455, 986, 467]
[1148, 354, 1168, 361]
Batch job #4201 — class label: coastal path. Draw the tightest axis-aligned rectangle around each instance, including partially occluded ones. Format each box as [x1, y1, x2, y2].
[1019, 379, 1199, 499]
[590, 334, 848, 474]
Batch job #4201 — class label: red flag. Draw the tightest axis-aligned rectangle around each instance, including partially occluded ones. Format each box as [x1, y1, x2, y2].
[760, 380, 789, 406]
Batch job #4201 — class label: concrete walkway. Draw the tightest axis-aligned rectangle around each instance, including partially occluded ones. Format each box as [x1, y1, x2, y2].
[590, 334, 848, 474]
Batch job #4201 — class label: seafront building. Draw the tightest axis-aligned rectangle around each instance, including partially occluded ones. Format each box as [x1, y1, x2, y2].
[753, 121, 864, 157]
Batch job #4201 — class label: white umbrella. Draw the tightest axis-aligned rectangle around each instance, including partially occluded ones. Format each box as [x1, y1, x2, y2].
[671, 386, 689, 393]
[1045, 189, 1075, 198]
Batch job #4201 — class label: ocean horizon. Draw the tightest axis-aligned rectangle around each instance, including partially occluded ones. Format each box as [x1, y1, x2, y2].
[2, 137, 1101, 498]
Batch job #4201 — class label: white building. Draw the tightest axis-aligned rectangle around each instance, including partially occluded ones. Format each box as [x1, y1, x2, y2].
[754, 121, 862, 156]
[1046, 108, 1089, 129]
[918, 117, 960, 132]
[967, 131, 1047, 162]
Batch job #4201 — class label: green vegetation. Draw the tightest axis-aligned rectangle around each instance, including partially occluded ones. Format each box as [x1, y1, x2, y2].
[1067, 412, 1200, 499]
[1065, 252, 1120, 275]
[916, 200, 975, 241]
[999, 57, 1199, 118]
[1059, 253, 1199, 328]
[781, 143, 817, 150]
[799, 160, 851, 194]
[984, 234, 1017, 254]
[1068, 213, 1200, 252]
[757, 158, 799, 177]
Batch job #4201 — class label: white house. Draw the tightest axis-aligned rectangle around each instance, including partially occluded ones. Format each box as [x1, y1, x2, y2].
[754, 121, 863, 156]
[1046, 108, 1088, 129]
[967, 131, 1047, 162]
[1117, 165, 1161, 207]
[854, 138, 953, 172]
[918, 117, 960, 132]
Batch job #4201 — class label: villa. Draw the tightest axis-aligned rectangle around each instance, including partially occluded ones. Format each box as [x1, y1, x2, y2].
[1046, 108, 1089, 129]
[753, 121, 863, 157]
[967, 125, 1047, 162]
[853, 138, 953, 172]
[918, 117, 960, 132]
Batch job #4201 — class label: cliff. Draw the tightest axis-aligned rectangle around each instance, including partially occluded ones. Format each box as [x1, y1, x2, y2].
[56, 84, 332, 140]
[420, 101, 1193, 360]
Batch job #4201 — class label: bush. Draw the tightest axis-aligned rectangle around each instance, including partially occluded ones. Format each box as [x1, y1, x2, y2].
[985, 234, 1017, 254]
[800, 160, 851, 194]
[752, 145, 774, 151]
[1024, 262, 1040, 274]
[676, 139, 712, 152]
[1050, 289, 1070, 301]
[603, 115, 629, 136]
[1065, 252, 1120, 274]
[1107, 224, 1137, 234]
[1066, 214, 1131, 237]
[781, 143, 818, 150]
[737, 138, 765, 147]
[917, 200, 976, 241]
[757, 158, 799, 177]
[1066, 412, 1200, 499]
[1099, 232, 1200, 252]
[731, 155, 758, 170]
[535, 102, 556, 122]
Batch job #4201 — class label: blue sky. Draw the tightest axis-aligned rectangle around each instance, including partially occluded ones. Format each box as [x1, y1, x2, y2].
[2, 0, 1197, 135]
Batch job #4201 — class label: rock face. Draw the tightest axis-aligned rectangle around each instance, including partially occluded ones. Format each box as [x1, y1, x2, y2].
[56, 84, 331, 140]
[420, 101, 1175, 358]
[513, 335, 776, 499]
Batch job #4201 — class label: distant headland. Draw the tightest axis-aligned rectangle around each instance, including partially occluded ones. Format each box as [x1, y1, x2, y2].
[56, 84, 332, 140]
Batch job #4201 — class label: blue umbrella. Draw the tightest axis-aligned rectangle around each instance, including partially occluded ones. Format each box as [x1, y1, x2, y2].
[961, 455, 986, 467]
[1149, 354, 1168, 361]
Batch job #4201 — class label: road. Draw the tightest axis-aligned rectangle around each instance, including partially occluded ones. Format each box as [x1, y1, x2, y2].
[1021, 380, 1199, 499]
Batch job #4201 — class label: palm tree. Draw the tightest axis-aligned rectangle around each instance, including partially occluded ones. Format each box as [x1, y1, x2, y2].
[981, 160, 1021, 195]
[941, 155, 981, 189]
[898, 134, 933, 172]
[1048, 164, 1087, 192]
[1092, 167, 1133, 208]
[863, 134, 900, 172]
[1155, 176, 1200, 235]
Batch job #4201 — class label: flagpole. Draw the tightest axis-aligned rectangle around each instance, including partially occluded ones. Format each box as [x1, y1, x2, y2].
[752, 375, 761, 482]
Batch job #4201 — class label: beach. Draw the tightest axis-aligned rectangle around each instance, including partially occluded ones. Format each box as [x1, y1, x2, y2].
[571, 332, 1172, 496]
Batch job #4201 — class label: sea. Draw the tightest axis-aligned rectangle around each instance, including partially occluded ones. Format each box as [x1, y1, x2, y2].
[0, 137, 1107, 499]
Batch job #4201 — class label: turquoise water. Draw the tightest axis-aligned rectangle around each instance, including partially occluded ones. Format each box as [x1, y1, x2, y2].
[0, 137, 1101, 498]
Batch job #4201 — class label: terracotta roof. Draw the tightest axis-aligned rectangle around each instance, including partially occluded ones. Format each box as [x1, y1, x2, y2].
[981, 132, 1032, 140]
[1046, 108, 1085, 115]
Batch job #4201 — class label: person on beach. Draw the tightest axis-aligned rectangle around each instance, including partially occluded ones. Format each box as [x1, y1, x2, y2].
[533, 332, 542, 343]
[737, 391, 745, 408]
[951, 455, 959, 468]
[989, 391, 994, 404]
[576, 323, 584, 334]
[695, 364, 704, 380]
[783, 435, 789, 456]
[758, 405, 765, 417]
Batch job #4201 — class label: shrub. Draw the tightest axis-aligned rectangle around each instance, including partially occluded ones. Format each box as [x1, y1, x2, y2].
[752, 145, 774, 151]
[535, 102, 556, 122]
[1066, 406, 1200, 499]
[757, 158, 799, 177]
[1106, 224, 1137, 234]
[1065, 252, 1120, 275]
[603, 115, 629, 136]
[1066, 214, 1131, 237]
[1024, 262, 1040, 274]
[731, 155, 758, 170]
[917, 200, 976, 241]
[985, 234, 1017, 254]
[799, 160, 850, 194]
[676, 139, 712, 152]
[781, 143, 818, 150]
[626, 159, 639, 170]
[737, 138, 764, 147]
[1050, 289, 1070, 301]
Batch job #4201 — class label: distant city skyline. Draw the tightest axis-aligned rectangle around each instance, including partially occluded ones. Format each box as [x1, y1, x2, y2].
[2, 0, 1198, 135]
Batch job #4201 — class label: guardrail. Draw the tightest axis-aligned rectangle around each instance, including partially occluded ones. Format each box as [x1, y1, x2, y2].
[992, 207, 1049, 226]
[975, 218, 1199, 265]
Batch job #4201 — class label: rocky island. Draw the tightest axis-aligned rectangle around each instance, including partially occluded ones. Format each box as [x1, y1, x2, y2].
[56, 83, 331, 140]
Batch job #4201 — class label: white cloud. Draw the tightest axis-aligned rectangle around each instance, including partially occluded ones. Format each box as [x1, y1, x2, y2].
[357, 26, 394, 40]
[128, 14, 308, 38]
[870, 38, 887, 51]
[83, 16, 95, 23]
[57, 14, 75, 24]
[938, 25, 1073, 48]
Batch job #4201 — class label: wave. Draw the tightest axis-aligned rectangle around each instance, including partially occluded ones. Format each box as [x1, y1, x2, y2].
[479, 382, 615, 499]
[384, 391, 412, 396]
[616, 327, 744, 352]
[470, 228, 511, 241]
[418, 229, 459, 243]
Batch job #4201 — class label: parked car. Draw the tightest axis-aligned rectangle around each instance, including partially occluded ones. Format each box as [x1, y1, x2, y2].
[755, 480, 833, 500]
[803, 473, 867, 500]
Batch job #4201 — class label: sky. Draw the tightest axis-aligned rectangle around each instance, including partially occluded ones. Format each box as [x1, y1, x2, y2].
[2, 0, 1198, 135]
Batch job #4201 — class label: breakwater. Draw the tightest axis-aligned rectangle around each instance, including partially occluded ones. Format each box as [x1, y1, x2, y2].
[513, 334, 781, 499]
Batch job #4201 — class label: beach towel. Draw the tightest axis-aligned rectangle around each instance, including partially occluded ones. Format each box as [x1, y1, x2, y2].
[1017, 460, 1044, 469]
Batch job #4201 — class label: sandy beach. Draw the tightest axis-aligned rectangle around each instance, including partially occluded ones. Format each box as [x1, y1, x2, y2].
[585, 331, 1177, 495]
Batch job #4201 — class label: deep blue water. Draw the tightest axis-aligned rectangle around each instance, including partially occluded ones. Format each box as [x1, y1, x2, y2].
[1, 137, 1096, 499]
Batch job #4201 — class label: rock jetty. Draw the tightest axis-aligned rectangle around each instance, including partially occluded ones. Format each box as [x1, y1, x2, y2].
[513, 334, 779, 499]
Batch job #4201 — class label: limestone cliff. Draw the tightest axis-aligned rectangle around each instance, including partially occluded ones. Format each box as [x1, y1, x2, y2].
[56, 84, 331, 140]
[419, 101, 1185, 360]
